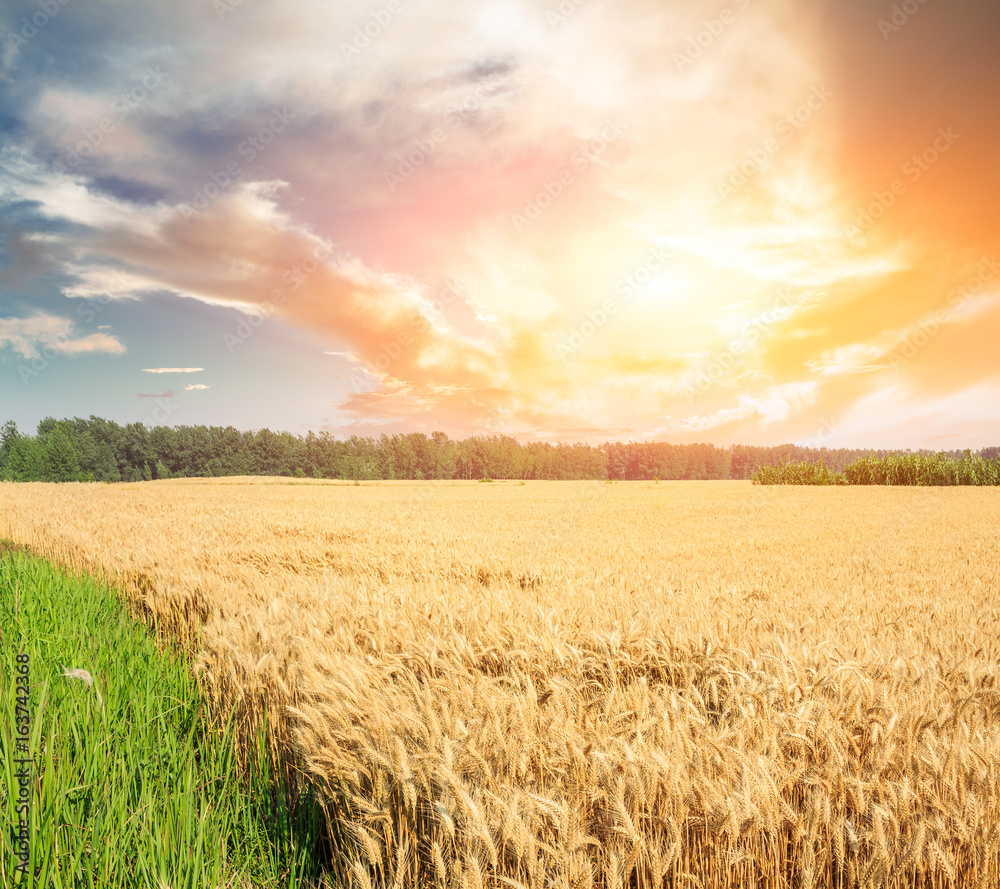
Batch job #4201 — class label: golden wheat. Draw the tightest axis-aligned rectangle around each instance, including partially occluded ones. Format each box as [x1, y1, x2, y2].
[2, 477, 999, 887]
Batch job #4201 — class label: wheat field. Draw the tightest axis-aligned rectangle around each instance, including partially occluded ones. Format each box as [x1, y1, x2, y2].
[2, 478, 999, 888]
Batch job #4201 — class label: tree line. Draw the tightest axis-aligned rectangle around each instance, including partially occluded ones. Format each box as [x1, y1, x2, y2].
[0, 416, 996, 484]
[0, 417, 730, 483]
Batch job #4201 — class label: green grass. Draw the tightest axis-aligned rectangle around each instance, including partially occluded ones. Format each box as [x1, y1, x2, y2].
[0, 544, 330, 888]
[752, 449, 1000, 486]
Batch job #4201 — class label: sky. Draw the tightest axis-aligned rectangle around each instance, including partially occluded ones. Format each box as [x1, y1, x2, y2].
[1, 0, 999, 448]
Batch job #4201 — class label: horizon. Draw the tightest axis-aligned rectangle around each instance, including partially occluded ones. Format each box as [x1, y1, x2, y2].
[4, 412, 1000, 458]
[2, 0, 1000, 449]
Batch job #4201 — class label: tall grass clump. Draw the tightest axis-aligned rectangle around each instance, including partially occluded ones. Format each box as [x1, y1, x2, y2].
[753, 460, 847, 485]
[755, 449, 1000, 485]
[0, 545, 327, 888]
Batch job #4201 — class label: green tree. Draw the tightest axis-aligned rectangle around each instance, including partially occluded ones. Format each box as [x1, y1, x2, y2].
[2, 437, 44, 481]
[1, 419, 21, 470]
[43, 427, 83, 482]
[91, 441, 121, 482]
[431, 431, 457, 479]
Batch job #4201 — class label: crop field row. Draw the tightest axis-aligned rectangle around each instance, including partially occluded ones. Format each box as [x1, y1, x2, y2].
[2, 479, 999, 887]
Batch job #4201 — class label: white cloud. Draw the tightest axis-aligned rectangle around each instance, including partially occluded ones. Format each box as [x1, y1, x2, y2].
[832, 381, 1000, 449]
[681, 382, 820, 431]
[185, 383, 211, 390]
[0, 313, 127, 359]
[142, 367, 204, 373]
[807, 343, 888, 377]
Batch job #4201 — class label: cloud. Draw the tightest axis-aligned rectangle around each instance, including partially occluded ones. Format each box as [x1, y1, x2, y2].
[0, 313, 127, 359]
[185, 383, 210, 390]
[831, 380, 1000, 450]
[922, 432, 965, 444]
[138, 389, 178, 398]
[141, 367, 204, 373]
[2, 0, 999, 444]
[66, 180, 506, 423]
[681, 382, 821, 433]
[59, 334, 126, 354]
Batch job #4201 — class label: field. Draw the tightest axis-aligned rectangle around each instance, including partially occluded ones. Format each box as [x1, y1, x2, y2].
[2, 478, 1000, 888]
